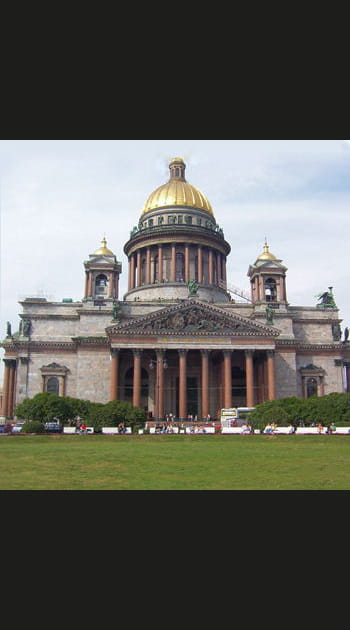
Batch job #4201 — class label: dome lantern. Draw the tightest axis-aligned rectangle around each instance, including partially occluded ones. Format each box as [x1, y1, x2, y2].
[169, 157, 186, 181]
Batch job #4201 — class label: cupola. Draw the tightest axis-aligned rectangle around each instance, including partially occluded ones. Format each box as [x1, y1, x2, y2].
[83, 237, 122, 302]
[247, 240, 288, 305]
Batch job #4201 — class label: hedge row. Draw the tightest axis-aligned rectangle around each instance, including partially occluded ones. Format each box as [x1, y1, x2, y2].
[248, 393, 350, 430]
[14, 393, 147, 432]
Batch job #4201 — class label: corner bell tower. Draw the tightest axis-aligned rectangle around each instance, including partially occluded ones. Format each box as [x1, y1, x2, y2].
[83, 237, 122, 302]
[247, 241, 288, 307]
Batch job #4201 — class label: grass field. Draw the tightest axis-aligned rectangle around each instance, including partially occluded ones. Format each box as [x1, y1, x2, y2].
[1, 433, 350, 490]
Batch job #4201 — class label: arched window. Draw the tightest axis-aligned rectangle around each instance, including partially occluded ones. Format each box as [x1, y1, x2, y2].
[306, 377, 318, 398]
[95, 274, 108, 295]
[176, 253, 184, 281]
[265, 278, 277, 302]
[153, 255, 158, 282]
[46, 377, 59, 395]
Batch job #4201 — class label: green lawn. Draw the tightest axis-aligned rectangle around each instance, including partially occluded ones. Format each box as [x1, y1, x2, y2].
[1, 433, 350, 490]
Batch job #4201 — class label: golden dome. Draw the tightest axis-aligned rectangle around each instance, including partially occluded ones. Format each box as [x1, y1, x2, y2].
[257, 241, 277, 261]
[94, 237, 114, 256]
[141, 158, 214, 216]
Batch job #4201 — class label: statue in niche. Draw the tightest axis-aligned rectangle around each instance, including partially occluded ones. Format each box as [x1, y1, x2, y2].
[22, 319, 31, 336]
[112, 302, 121, 322]
[265, 304, 274, 324]
[332, 323, 341, 341]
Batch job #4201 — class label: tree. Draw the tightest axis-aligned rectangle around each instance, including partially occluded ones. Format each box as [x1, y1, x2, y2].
[15, 393, 75, 424]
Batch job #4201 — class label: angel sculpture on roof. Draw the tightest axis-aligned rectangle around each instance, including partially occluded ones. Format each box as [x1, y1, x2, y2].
[316, 287, 337, 308]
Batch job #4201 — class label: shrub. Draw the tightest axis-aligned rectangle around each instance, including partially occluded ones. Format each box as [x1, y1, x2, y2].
[21, 420, 45, 433]
[249, 393, 350, 428]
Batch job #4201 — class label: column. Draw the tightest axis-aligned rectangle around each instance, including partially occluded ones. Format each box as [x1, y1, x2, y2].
[201, 350, 209, 419]
[208, 249, 213, 285]
[8, 364, 15, 417]
[259, 276, 265, 301]
[184, 245, 190, 282]
[3, 362, 11, 417]
[146, 247, 151, 284]
[266, 350, 276, 400]
[2, 359, 16, 418]
[245, 350, 254, 407]
[223, 350, 232, 409]
[108, 272, 114, 297]
[346, 364, 350, 393]
[158, 245, 163, 282]
[110, 349, 119, 400]
[136, 251, 141, 287]
[130, 255, 135, 290]
[171, 244, 176, 281]
[87, 271, 93, 297]
[198, 246, 203, 283]
[156, 350, 165, 420]
[133, 350, 142, 408]
[216, 253, 221, 286]
[318, 376, 324, 397]
[59, 377, 66, 397]
[222, 256, 227, 287]
[84, 272, 89, 298]
[178, 350, 187, 419]
[114, 273, 119, 299]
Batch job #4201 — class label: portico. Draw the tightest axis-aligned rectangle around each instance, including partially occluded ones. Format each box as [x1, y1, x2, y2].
[107, 299, 278, 420]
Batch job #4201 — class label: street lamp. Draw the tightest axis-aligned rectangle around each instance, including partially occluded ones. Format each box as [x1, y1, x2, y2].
[149, 358, 168, 369]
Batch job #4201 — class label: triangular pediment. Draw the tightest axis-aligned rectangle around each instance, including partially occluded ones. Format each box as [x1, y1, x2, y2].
[107, 300, 279, 337]
[87, 255, 115, 265]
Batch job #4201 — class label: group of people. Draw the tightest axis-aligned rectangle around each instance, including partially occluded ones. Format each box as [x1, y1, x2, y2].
[317, 422, 337, 434]
[263, 422, 295, 435]
[156, 413, 214, 423]
[154, 423, 177, 433]
[262, 421, 338, 435]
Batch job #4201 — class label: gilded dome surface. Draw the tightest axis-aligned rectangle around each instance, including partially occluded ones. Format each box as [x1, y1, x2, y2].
[257, 241, 277, 261]
[94, 237, 114, 256]
[141, 158, 214, 216]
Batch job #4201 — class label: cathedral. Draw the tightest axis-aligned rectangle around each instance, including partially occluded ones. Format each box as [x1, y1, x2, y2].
[1, 157, 350, 420]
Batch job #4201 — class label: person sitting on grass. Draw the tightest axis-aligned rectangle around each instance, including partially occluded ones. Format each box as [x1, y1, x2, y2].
[263, 423, 274, 434]
[329, 421, 336, 434]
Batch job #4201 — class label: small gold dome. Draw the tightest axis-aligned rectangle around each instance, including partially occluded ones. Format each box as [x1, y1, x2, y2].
[141, 158, 214, 216]
[94, 237, 114, 256]
[257, 241, 277, 261]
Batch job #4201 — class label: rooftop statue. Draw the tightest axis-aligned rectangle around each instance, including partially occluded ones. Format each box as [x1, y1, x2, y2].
[187, 279, 199, 296]
[316, 287, 337, 308]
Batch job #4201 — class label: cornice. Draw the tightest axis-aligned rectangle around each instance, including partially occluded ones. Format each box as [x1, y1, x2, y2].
[25, 314, 80, 320]
[72, 336, 109, 346]
[124, 225, 231, 256]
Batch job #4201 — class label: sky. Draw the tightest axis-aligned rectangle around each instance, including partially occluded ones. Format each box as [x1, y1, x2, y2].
[1, 139, 350, 383]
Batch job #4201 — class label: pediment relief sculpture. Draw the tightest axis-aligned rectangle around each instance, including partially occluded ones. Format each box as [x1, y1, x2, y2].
[107, 301, 279, 337]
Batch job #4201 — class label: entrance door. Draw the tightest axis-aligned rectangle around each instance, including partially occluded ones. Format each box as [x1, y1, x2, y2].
[176, 377, 199, 418]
